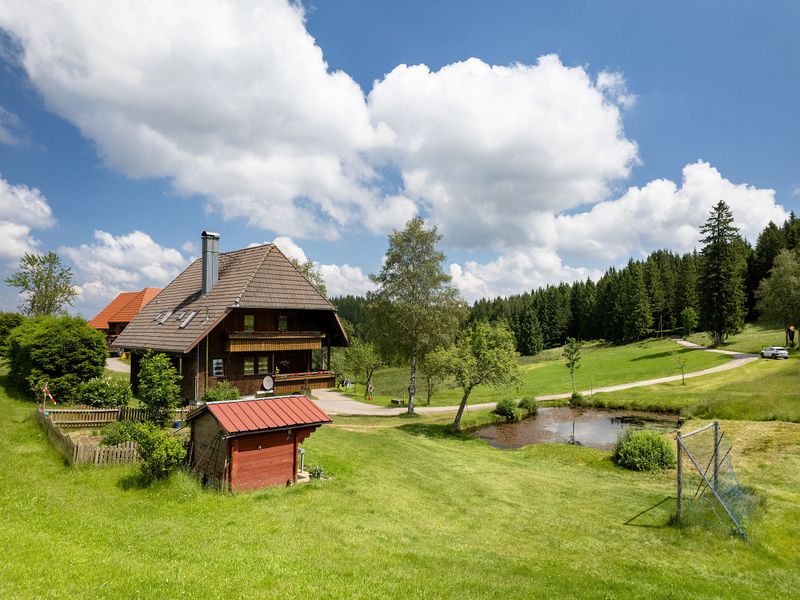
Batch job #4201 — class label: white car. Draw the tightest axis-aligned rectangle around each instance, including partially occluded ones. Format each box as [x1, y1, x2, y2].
[760, 346, 789, 359]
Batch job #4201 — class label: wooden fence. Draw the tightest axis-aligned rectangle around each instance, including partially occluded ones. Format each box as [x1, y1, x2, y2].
[43, 406, 194, 428]
[36, 405, 194, 466]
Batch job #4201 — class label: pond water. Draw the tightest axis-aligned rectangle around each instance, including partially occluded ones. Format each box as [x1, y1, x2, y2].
[472, 406, 682, 451]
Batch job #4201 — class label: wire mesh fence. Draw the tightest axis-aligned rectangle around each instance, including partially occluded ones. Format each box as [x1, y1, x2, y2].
[676, 421, 759, 539]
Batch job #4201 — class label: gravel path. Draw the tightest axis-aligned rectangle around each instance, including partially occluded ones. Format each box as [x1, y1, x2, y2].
[105, 357, 131, 373]
[313, 339, 760, 416]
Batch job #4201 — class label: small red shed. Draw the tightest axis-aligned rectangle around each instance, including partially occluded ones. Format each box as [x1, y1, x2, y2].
[187, 395, 332, 491]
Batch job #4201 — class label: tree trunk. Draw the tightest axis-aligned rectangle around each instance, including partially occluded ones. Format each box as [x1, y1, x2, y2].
[426, 377, 432, 405]
[408, 350, 416, 414]
[570, 369, 575, 393]
[453, 387, 473, 430]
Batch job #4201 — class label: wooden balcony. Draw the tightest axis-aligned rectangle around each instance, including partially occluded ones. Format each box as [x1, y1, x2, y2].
[226, 331, 325, 352]
[273, 371, 336, 394]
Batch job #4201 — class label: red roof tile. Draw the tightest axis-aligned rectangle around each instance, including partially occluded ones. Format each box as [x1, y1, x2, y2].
[89, 287, 163, 330]
[190, 395, 332, 434]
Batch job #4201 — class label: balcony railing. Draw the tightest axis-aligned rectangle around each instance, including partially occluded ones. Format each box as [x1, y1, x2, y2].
[226, 331, 326, 352]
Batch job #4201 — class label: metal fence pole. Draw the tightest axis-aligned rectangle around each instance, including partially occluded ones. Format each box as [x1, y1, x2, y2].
[713, 421, 720, 493]
[676, 431, 683, 521]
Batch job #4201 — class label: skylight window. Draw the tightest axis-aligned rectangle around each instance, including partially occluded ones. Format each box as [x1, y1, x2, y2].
[179, 311, 197, 329]
[156, 310, 173, 324]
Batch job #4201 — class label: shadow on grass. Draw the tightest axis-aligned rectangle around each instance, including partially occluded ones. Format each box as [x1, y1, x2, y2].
[118, 472, 148, 490]
[397, 421, 484, 443]
[629, 348, 695, 362]
[624, 496, 676, 528]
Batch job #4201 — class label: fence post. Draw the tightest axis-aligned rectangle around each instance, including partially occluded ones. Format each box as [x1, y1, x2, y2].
[676, 431, 683, 521]
[713, 420, 720, 493]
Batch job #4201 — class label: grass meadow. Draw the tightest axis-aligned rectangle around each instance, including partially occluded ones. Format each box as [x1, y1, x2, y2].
[347, 337, 729, 407]
[2, 376, 799, 598]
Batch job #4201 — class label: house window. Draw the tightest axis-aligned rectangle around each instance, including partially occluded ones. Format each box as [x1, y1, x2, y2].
[258, 356, 269, 373]
[278, 315, 288, 332]
[244, 358, 255, 376]
[212, 358, 224, 377]
[244, 314, 255, 332]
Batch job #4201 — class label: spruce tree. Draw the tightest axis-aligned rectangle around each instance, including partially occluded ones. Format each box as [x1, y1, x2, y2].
[699, 200, 746, 345]
[517, 307, 544, 356]
[624, 262, 652, 341]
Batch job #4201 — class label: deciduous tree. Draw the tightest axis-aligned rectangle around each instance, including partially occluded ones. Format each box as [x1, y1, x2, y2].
[138, 351, 181, 425]
[446, 321, 521, 430]
[368, 217, 466, 413]
[562, 337, 582, 393]
[756, 249, 800, 347]
[5, 252, 77, 316]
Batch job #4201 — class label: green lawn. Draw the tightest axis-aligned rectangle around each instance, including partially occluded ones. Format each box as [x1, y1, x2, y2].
[687, 323, 788, 354]
[570, 353, 800, 423]
[348, 337, 729, 407]
[1, 376, 799, 598]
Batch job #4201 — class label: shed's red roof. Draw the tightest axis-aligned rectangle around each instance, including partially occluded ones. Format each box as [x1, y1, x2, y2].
[192, 395, 332, 434]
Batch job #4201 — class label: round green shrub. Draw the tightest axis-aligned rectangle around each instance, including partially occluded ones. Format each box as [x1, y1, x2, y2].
[101, 421, 186, 482]
[570, 391, 586, 406]
[518, 396, 538, 417]
[202, 380, 241, 402]
[308, 464, 325, 479]
[493, 398, 520, 422]
[613, 429, 676, 472]
[4, 316, 107, 402]
[80, 376, 131, 408]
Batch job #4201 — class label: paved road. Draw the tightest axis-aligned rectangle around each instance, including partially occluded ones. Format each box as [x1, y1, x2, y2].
[106, 357, 131, 373]
[313, 339, 760, 416]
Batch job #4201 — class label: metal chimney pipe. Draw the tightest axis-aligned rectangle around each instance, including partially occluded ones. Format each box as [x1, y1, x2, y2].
[201, 231, 220, 297]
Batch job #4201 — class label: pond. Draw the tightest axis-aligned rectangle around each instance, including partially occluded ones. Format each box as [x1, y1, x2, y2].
[472, 406, 682, 451]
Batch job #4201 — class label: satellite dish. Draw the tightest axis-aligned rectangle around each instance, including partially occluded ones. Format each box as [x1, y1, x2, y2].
[262, 375, 274, 392]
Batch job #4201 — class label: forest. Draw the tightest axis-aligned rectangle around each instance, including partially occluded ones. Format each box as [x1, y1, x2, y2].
[333, 211, 800, 356]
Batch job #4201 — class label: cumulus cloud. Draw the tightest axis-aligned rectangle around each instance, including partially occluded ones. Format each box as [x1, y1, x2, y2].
[0, 0, 386, 239]
[368, 55, 639, 248]
[61, 230, 188, 304]
[553, 161, 788, 261]
[0, 176, 54, 260]
[271, 236, 373, 297]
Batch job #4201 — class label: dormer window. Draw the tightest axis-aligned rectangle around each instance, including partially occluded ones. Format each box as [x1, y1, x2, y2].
[244, 314, 255, 332]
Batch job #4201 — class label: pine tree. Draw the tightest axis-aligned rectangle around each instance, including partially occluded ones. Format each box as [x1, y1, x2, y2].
[624, 262, 652, 341]
[517, 306, 544, 355]
[699, 200, 746, 345]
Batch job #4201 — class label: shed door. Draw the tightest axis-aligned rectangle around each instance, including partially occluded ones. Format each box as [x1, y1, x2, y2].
[231, 432, 294, 491]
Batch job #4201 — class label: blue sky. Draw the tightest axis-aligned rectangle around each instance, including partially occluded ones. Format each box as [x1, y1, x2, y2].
[0, 0, 797, 317]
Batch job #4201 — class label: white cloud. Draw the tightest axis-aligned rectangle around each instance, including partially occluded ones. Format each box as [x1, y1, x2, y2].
[0, 175, 54, 261]
[0, 0, 385, 239]
[0, 106, 22, 145]
[271, 235, 373, 297]
[61, 230, 188, 307]
[368, 55, 639, 248]
[450, 249, 601, 302]
[553, 161, 788, 261]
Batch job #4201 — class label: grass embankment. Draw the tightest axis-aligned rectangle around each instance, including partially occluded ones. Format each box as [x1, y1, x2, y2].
[2, 377, 799, 598]
[348, 338, 728, 407]
[687, 323, 787, 354]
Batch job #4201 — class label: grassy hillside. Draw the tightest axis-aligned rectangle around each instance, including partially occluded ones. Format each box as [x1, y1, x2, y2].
[686, 323, 787, 354]
[573, 353, 800, 422]
[349, 337, 729, 407]
[1, 379, 798, 598]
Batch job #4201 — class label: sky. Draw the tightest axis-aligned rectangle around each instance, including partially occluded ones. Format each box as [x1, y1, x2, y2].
[0, 0, 797, 317]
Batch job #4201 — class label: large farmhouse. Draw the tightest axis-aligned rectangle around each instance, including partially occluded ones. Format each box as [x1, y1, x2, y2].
[113, 232, 348, 402]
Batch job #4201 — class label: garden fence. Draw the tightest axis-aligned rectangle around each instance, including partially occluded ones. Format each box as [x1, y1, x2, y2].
[36, 405, 194, 466]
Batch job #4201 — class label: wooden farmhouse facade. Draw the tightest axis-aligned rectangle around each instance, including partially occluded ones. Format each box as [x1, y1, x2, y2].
[187, 395, 332, 491]
[113, 232, 348, 402]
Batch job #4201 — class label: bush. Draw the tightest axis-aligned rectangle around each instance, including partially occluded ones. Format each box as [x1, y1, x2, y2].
[202, 380, 240, 402]
[138, 351, 182, 424]
[101, 421, 186, 482]
[613, 429, 676, 472]
[308, 464, 324, 479]
[570, 391, 587, 406]
[493, 398, 520, 422]
[4, 316, 107, 402]
[0, 311, 24, 348]
[518, 396, 538, 417]
[80, 376, 131, 408]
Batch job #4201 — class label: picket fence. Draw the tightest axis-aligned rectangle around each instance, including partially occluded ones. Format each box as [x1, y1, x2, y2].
[36, 405, 194, 466]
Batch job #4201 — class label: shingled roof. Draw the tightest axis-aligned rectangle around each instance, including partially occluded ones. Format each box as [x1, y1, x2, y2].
[112, 244, 344, 353]
[186, 395, 332, 434]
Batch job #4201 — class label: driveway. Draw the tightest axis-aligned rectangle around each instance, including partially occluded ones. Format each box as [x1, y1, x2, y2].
[313, 338, 760, 416]
[105, 357, 131, 373]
